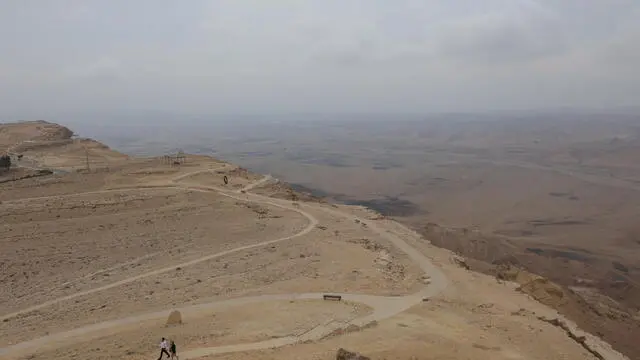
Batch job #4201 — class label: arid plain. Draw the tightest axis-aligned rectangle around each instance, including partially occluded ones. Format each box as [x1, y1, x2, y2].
[0, 120, 631, 360]
[84, 113, 640, 358]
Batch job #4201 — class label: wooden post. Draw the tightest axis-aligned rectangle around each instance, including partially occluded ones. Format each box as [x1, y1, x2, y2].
[85, 146, 91, 172]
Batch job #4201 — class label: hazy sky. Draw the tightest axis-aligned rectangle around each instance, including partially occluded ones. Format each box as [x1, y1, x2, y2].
[1, 0, 639, 117]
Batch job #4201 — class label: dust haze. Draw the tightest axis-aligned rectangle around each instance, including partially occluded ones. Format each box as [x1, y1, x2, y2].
[3, 0, 640, 359]
[62, 110, 640, 357]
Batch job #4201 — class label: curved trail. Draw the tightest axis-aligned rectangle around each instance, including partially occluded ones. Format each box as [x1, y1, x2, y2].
[239, 174, 273, 192]
[0, 165, 448, 359]
[0, 167, 314, 323]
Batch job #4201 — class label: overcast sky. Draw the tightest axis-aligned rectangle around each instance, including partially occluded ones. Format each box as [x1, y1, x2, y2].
[1, 0, 639, 118]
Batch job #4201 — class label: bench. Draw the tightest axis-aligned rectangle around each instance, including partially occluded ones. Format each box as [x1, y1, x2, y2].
[323, 294, 342, 301]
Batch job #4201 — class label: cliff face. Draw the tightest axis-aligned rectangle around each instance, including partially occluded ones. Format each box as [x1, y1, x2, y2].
[418, 222, 640, 359]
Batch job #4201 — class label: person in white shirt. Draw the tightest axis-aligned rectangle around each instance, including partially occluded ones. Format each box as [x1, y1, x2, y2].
[158, 337, 171, 360]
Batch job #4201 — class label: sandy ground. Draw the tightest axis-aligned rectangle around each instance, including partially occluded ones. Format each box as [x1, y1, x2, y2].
[1, 188, 308, 314]
[0, 121, 629, 360]
[23, 299, 372, 360]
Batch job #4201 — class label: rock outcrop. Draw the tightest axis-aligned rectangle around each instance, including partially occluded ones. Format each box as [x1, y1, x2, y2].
[336, 348, 370, 360]
[166, 310, 182, 326]
[451, 255, 470, 270]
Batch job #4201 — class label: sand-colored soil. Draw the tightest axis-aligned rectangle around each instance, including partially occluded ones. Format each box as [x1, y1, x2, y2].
[0, 121, 629, 360]
[17, 299, 372, 360]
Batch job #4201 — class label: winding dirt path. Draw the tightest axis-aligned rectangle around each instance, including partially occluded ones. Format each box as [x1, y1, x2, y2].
[239, 173, 273, 192]
[0, 165, 448, 359]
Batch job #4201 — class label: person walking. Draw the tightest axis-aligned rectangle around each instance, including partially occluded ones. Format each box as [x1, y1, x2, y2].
[158, 337, 171, 360]
[170, 339, 178, 360]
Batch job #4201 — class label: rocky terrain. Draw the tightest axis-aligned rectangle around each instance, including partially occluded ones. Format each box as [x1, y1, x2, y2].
[0, 121, 630, 360]
[131, 115, 640, 359]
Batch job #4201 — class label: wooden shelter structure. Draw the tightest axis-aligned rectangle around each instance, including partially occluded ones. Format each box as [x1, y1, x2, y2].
[162, 150, 186, 166]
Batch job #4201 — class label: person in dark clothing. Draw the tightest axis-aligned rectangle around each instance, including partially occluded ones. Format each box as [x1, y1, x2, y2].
[170, 340, 178, 360]
[158, 337, 171, 360]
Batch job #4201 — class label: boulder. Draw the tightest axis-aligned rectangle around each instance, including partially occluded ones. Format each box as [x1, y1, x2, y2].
[166, 310, 182, 326]
[451, 255, 470, 270]
[336, 348, 370, 360]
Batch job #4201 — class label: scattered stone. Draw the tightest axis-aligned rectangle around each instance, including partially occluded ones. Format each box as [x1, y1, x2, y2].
[473, 303, 497, 314]
[362, 320, 378, 329]
[349, 238, 384, 252]
[345, 324, 360, 333]
[166, 310, 182, 326]
[472, 343, 501, 351]
[451, 255, 470, 270]
[511, 308, 528, 316]
[336, 348, 370, 360]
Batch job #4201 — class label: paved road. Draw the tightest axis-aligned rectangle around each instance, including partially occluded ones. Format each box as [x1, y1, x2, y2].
[0, 166, 448, 359]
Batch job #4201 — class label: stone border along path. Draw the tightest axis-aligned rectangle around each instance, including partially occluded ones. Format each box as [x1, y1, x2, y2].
[0, 164, 448, 359]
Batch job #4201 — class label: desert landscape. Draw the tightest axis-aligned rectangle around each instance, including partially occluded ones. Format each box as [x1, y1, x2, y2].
[0, 120, 631, 360]
[66, 112, 640, 358]
[3, 0, 639, 358]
